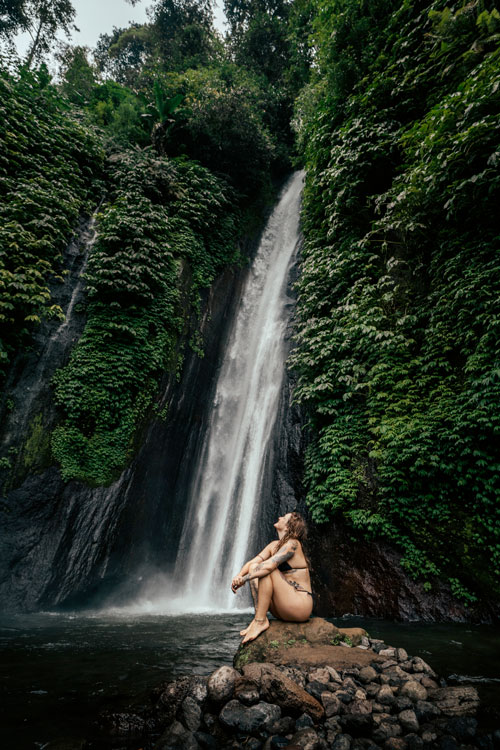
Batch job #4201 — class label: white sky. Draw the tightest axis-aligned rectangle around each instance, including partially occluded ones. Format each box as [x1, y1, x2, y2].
[14, 0, 227, 63]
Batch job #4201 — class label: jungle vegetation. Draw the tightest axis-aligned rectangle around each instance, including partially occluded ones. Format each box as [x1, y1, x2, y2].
[0, 0, 499, 602]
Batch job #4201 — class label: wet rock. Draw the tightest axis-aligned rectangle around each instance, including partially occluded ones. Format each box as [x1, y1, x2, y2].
[269, 715, 295, 735]
[321, 691, 342, 718]
[235, 684, 260, 706]
[207, 666, 240, 704]
[180, 696, 202, 732]
[194, 731, 217, 750]
[398, 709, 419, 733]
[332, 735, 352, 750]
[308, 679, 335, 701]
[438, 736, 460, 750]
[340, 712, 374, 737]
[396, 649, 408, 663]
[412, 657, 437, 677]
[296, 713, 315, 729]
[219, 699, 281, 734]
[401, 681, 428, 702]
[155, 720, 199, 750]
[393, 696, 413, 712]
[372, 721, 402, 743]
[96, 710, 146, 739]
[378, 685, 396, 706]
[380, 648, 397, 659]
[444, 717, 478, 742]
[405, 734, 424, 750]
[243, 663, 324, 721]
[309, 668, 331, 684]
[429, 687, 480, 717]
[415, 700, 441, 723]
[290, 726, 323, 749]
[359, 666, 378, 684]
[384, 740, 407, 750]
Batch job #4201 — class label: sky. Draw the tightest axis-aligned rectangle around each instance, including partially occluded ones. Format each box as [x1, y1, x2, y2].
[14, 0, 227, 62]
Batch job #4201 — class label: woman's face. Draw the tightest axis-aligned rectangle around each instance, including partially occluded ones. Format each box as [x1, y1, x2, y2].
[274, 512, 292, 532]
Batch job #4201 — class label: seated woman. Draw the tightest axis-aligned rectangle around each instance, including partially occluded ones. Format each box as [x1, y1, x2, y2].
[231, 511, 313, 644]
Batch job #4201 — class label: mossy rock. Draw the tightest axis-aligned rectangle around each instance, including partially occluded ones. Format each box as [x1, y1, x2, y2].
[233, 617, 369, 670]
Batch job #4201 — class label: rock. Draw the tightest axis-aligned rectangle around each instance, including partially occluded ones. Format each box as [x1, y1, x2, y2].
[393, 696, 413, 712]
[359, 666, 378, 684]
[207, 666, 240, 704]
[296, 713, 315, 729]
[263, 736, 292, 750]
[340, 712, 374, 737]
[438, 736, 460, 750]
[321, 691, 342, 718]
[332, 735, 352, 750]
[290, 727, 323, 749]
[219, 699, 281, 734]
[398, 709, 419, 733]
[235, 684, 260, 706]
[280, 666, 307, 688]
[444, 717, 478, 741]
[155, 720, 199, 750]
[396, 649, 408, 662]
[96, 710, 146, 738]
[401, 681, 428, 702]
[412, 657, 437, 677]
[155, 676, 198, 724]
[428, 686, 480, 717]
[337, 691, 354, 704]
[180, 696, 202, 732]
[309, 668, 331, 684]
[414, 700, 441, 722]
[326, 666, 343, 683]
[372, 721, 402, 743]
[378, 685, 396, 705]
[243, 663, 324, 721]
[405, 734, 424, 750]
[354, 689, 367, 701]
[308, 679, 335, 701]
[233, 618, 371, 670]
[420, 728, 437, 744]
[384, 740, 407, 750]
[345, 700, 373, 716]
[194, 731, 217, 750]
[269, 715, 295, 735]
[379, 648, 397, 659]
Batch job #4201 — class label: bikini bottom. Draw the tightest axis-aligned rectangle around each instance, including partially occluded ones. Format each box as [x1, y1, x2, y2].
[282, 573, 313, 598]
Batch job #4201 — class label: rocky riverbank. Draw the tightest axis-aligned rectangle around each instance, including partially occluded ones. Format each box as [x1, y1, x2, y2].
[90, 618, 498, 750]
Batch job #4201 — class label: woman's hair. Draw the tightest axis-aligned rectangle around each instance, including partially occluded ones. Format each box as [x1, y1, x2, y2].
[275, 511, 308, 554]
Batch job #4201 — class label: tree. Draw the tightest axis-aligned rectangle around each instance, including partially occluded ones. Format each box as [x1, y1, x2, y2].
[57, 44, 96, 105]
[148, 0, 216, 70]
[22, 0, 77, 68]
[94, 23, 155, 88]
[0, 0, 26, 36]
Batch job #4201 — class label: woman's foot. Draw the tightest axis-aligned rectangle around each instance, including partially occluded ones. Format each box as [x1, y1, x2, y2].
[240, 622, 251, 636]
[241, 616, 269, 644]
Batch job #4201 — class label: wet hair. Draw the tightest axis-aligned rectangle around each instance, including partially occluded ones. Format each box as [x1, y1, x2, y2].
[274, 511, 310, 560]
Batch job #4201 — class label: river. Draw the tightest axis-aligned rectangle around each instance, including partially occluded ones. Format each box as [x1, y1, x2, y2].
[1, 611, 499, 748]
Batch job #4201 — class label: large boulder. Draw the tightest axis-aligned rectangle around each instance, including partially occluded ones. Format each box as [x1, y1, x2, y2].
[427, 686, 480, 716]
[234, 618, 373, 671]
[219, 699, 281, 734]
[242, 662, 325, 722]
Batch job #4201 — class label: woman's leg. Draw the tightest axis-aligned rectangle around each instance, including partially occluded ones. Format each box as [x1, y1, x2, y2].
[240, 563, 260, 635]
[241, 570, 312, 644]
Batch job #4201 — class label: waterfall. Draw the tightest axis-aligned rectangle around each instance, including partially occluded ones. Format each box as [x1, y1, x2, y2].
[172, 171, 304, 611]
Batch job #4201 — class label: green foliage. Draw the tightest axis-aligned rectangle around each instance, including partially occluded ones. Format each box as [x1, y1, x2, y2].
[292, 0, 500, 601]
[51, 149, 240, 485]
[0, 62, 105, 380]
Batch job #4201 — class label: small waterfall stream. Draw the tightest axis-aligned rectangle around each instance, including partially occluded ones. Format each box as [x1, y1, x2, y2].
[175, 171, 304, 611]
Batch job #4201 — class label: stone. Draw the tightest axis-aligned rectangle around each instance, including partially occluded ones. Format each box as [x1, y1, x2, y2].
[236, 686, 260, 706]
[233, 619, 372, 671]
[393, 696, 413, 712]
[428, 686, 480, 717]
[379, 648, 397, 659]
[332, 735, 352, 750]
[396, 649, 408, 663]
[378, 685, 396, 705]
[194, 731, 217, 750]
[219, 700, 281, 734]
[243, 663, 324, 721]
[269, 716, 295, 735]
[308, 679, 335, 701]
[207, 666, 240, 704]
[400, 681, 428, 702]
[414, 700, 441, 722]
[354, 689, 367, 701]
[359, 666, 378, 684]
[280, 666, 307, 688]
[420, 675, 439, 690]
[180, 696, 202, 732]
[296, 713, 315, 729]
[372, 702, 385, 713]
[96, 710, 146, 739]
[309, 668, 331, 684]
[372, 722, 402, 743]
[290, 727, 323, 750]
[263, 736, 292, 750]
[321, 691, 342, 718]
[343, 677, 359, 692]
[420, 729, 437, 744]
[326, 666, 343, 683]
[411, 657, 437, 677]
[384, 740, 407, 750]
[366, 684, 381, 698]
[337, 691, 354, 704]
[154, 720, 199, 750]
[340, 712, 374, 737]
[398, 709, 419, 733]
[405, 734, 424, 750]
[444, 717, 478, 741]
[438, 736, 460, 750]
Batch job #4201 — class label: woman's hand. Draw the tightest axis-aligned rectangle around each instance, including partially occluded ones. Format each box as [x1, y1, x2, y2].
[231, 575, 245, 593]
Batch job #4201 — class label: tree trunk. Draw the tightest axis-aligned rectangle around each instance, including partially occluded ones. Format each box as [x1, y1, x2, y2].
[25, 18, 44, 69]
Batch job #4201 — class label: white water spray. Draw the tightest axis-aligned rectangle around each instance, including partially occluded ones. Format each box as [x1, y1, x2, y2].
[125, 172, 304, 615]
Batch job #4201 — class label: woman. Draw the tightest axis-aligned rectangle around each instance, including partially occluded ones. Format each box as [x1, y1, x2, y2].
[231, 511, 313, 644]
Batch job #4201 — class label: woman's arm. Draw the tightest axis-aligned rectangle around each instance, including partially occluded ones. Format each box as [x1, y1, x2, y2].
[236, 542, 275, 577]
[238, 541, 298, 585]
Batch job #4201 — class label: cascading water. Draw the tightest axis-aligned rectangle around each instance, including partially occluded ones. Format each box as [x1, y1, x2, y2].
[168, 171, 304, 612]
